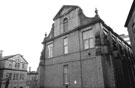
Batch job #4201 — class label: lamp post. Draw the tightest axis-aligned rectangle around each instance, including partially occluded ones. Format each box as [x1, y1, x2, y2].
[0, 76, 10, 88]
[5, 77, 9, 88]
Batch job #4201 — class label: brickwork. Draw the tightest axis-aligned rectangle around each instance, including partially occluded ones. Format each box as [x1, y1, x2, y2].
[40, 5, 135, 88]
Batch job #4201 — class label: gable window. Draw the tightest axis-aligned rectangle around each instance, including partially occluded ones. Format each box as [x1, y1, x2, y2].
[63, 18, 68, 32]
[15, 59, 20, 68]
[18, 63, 20, 68]
[15, 62, 20, 68]
[83, 29, 94, 49]
[8, 62, 12, 68]
[64, 37, 68, 54]
[15, 62, 17, 67]
[47, 43, 53, 58]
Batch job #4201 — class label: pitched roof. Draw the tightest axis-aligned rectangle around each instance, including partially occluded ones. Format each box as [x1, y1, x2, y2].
[1, 55, 16, 60]
[125, 0, 135, 27]
[0, 54, 28, 64]
[53, 5, 79, 20]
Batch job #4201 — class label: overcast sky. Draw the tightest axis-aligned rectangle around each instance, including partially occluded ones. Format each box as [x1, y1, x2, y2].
[0, 0, 133, 71]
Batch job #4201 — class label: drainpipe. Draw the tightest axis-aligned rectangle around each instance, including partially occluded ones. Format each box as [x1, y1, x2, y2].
[78, 30, 83, 88]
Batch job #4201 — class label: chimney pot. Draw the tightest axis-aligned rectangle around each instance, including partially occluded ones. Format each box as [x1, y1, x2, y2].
[0, 50, 3, 59]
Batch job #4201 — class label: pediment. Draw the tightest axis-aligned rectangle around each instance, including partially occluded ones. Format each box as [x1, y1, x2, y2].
[53, 5, 79, 20]
[8, 54, 28, 64]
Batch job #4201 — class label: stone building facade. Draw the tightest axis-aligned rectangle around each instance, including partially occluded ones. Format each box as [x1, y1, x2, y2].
[0, 54, 28, 88]
[39, 5, 135, 88]
[125, 0, 135, 56]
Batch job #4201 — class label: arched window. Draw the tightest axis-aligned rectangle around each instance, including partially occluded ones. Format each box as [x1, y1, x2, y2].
[63, 18, 68, 32]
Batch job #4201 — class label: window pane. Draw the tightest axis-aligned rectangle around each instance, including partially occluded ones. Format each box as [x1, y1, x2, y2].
[48, 44, 53, 58]
[9, 73, 12, 80]
[84, 40, 89, 49]
[20, 74, 22, 80]
[63, 18, 68, 32]
[64, 38, 68, 54]
[63, 65, 69, 84]
[13, 74, 15, 80]
[83, 30, 93, 40]
[22, 64, 25, 68]
[89, 39, 94, 48]
[64, 66, 68, 73]
[83, 31, 89, 39]
[64, 38, 68, 45]
[50, 48, 53, 57]
[64, 46, 68, 54]
[18, 63, 20, 68]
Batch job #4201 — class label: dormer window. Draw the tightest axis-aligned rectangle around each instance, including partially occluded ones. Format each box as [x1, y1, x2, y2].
[63, 18, 68, 32]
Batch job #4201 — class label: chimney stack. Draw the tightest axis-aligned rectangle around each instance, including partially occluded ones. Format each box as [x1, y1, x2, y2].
[0, 50, 3, 59]
[29, 67, 31, 72]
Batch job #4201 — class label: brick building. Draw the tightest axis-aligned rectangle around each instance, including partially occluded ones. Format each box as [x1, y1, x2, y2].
[39, 5, 135, 88]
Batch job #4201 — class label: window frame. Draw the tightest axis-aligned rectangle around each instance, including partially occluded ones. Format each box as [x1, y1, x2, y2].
[16, 74, 18, 80]
[9, 73, 12, 80]
[82, 29, 94, 49]
[22, 63, 25, 69]
[63, 37, 68, 54]
[13, 74, 16, 80]
[63, 64, 69, 85]
[47, 43, 53, 58]
[63, 18, 68, 32]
